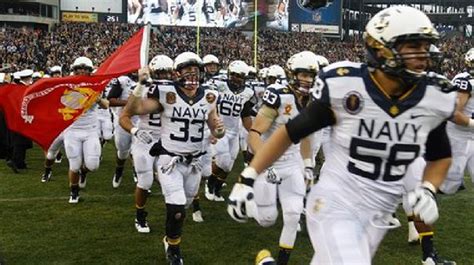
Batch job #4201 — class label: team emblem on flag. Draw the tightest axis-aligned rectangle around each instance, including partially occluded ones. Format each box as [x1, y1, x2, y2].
[166, 92, 176, 104]
[58, 87, 100, 121]
[343, 91, 363, 115]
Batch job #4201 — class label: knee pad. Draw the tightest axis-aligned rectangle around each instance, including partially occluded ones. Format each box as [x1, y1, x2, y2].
[46, 150, 58, 161]
[84, 156, 100, 172]
[166, 204, 186, 238]
[68, 157, 82, 172]
[117, 150, 130, 160]
[256, 205, 278, 227]
[137, 171, 154, 190]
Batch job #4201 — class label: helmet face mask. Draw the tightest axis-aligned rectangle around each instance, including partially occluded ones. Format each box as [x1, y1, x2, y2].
[177, 65, 201, 91]
[174, 52, 203, 90]
[286, 51, 319, 96]
[227, 60, 249, 92]
[364, 6, 439, 84]
[204, 63, 219, 76]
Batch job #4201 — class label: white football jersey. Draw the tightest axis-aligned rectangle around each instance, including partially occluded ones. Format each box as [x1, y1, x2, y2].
[447, 72, 474, 139]
[136, 81, 165, 138]
[150, 83, 218, 154]
[214, 80, 254, 137]
[247, 79, 266, 115]
[109, 75, 136, 116]
[261, 83, 302, 162]
[312, 61, 456, 212]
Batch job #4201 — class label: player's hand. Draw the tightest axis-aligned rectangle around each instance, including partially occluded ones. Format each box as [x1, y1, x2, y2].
[405, 181, 438, 225]
[138, 67, 150, 85]
[227, 168, 259, 223]
[131, 128, 153, 144]
[304, 167, 315, 192]
[213, 118, 225, 138]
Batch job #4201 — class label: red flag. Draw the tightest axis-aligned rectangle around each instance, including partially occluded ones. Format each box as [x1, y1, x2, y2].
[0, 25, 150, 150]
[94, 24, 150, 75]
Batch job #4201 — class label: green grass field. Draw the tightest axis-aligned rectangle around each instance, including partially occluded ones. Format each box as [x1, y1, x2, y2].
[0, 144, 473, 264]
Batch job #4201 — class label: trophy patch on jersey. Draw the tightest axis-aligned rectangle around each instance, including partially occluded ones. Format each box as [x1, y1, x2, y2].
[166, 92, 176, 104]
[206, 92, 216, 104]
[283, 104, 292, 115]
[343, 91, 363, 115]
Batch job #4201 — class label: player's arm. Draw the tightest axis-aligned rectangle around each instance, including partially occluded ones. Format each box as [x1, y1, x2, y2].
[450, 91, 473, 127]
[422, 121, 452, 190]
[241, 99, 254, 131]
[207, 107, 225, 139]
[119, 101, 136, 134]
[247, 101, 335, 176]
[96, 92, 110, 109]
[248, 105, 278, 153]
[126, 69, 162, 117]
[450, 77, 473, 127]
[107, 79, 128, 107]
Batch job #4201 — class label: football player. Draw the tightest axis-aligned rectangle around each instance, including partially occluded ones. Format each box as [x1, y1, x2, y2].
[265, 65, 286, 86]
[205, 60, 255, 202]
[202, 54, 221, 82]
[248, 51, 319, 265]
[41, 66, 65, 182]
[64, 57, 109, 203]
[228, 6, 456, 264]
[120, 54, 174, 233]
[108, 74, 138, 188]
[440, 47, 474, 194]
[122, 52, 224, 265]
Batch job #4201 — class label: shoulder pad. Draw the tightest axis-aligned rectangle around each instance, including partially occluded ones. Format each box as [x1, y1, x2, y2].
[425, 72, 457, 93]
[262, 87, 281, 109]
[320, 61, 364, 80]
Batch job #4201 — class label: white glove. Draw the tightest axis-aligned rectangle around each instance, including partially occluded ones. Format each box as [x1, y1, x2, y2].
[265, 167, 281, 184]
[227, 168, 259, 223]
[405, 181, 439, 225]
[131, 127, 153, 144]
[304, 167, 314, 181]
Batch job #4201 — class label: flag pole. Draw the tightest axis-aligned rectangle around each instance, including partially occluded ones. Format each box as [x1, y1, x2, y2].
[141, 23, 151, 67]
[253, 0, 258, 68]
[196, 7, 201, 56]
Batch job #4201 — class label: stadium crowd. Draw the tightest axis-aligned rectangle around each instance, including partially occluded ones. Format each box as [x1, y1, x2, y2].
[1, 22, 472, 78]
[1, 10, 473, 264]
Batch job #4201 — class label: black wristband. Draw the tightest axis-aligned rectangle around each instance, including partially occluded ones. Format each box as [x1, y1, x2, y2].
[240, 176, 255, 187]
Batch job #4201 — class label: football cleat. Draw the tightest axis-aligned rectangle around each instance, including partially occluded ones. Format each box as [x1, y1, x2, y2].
[68, 193, 80, 204]
[255, 249, 276, 265]
[112, 172, 123, 188]
[163, 237, 183, 265]
[41, 171, 52, 183]
[135, 210, 150, 233]
[192, 210, 204, 223]
[204, 180, 215, 201]
[135, 219, 150, 233]
[422, 251, 456, 265]
[78, 170, 87, 189]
